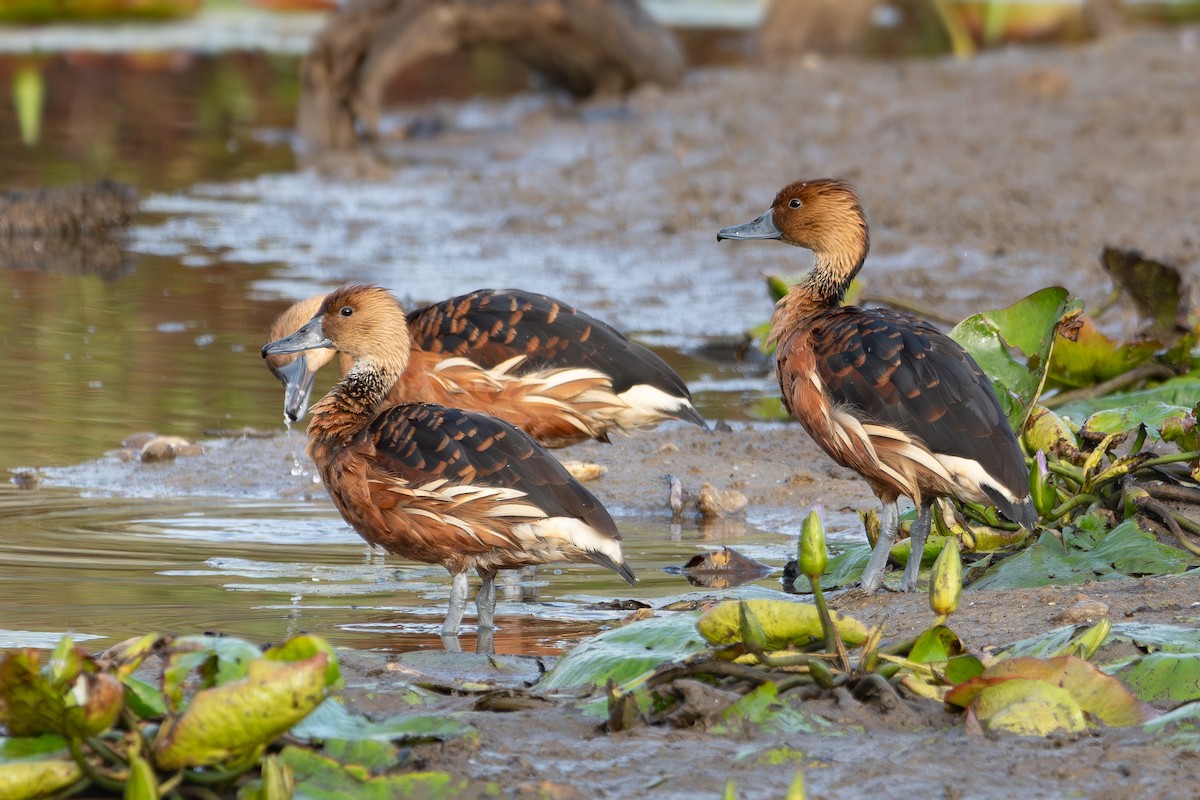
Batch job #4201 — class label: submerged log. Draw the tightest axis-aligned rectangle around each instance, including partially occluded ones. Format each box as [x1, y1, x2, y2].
[297, 0, 684, 155]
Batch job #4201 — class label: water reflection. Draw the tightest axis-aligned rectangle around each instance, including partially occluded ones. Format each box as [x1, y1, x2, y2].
[0, 482, 790, 654]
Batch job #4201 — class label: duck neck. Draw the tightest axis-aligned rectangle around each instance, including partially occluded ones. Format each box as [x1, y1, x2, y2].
[307, 359, 400, 445]
[768, 250, 863, 346]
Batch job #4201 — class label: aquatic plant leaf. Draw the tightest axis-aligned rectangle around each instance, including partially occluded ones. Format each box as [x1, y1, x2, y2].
[0, 651, 66, 737]
[0, 755, 82, 800]
[949, 287, 1081, 427]
[1054, 378, 1200, 427]
[1023, 405, 1081, 458]
[1108, 622, 1200, 654]
[278, 746, 501, 799]
[970, 521, 1197, 590]
[712, 682, 831, 736]
[123, 675, 168, 719]
[153, 652, 332, 770]
[982, 656, 1156, 726]
[1160, 406, 1200, 452]
[945, 655, 985, 685]
[538, 612, 708, 690]
[697, 599, 868, 650]
[1143, 702, 1200, 750]
[1114, 653, 1200, 704]
[171, 634, 265, 686]
[291, 698, 475, 745]
[1082, 402, 1192, 441]
[949, 655, 1155, 728]
[317, 739, 401, 774]
[972, 678, 1087, 736]
[1048, 315, 1159, 389]
[997, 625, 1087, 660]
[263, 634, 341, 689]
[818, 543, 871, 589]
[909, 625, 964, 664]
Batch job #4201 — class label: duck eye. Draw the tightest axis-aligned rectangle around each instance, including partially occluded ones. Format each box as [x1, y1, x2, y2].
[340, 306, 353, 317]
[788, 198, 802, 209]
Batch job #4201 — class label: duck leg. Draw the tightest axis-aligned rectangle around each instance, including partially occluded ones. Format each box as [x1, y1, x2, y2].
[899, 501, 933, 592]
[860, 501, 899, 593]
[476, 568, 498, 629]
[475, 568, 498, 655]
[441, 571, 470, 650]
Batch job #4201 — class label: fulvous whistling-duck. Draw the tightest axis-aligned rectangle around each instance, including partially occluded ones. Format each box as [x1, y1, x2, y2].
[261, 285, 636, 648]
[264, 289, 707, 448]
[718, 179, 1036, 592]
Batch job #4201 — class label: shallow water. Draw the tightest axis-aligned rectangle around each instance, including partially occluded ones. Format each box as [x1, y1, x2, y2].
[0, 479, 800, 654]
[0, 41, 855, 654]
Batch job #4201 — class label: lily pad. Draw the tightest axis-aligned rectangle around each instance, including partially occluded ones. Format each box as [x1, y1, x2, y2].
[278, 746, 501, 800]
[1082, 402, 1193, 441]
[291, 699, 475, 745]
[153, 653, 334, 770]
[971, 678, 1087, 736]
[969, 520, 1197, 590]
[1113, 654, 1200, 704]
[1054, 378, 1200, 427]
[537, 612, 708, 690]
[950, 287, 1082, 427]
[1048, 315, 1159, 389]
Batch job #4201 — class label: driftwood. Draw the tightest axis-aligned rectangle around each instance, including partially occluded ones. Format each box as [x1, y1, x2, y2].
[297, 0, 684, 155]
[0, 180, 137, 278]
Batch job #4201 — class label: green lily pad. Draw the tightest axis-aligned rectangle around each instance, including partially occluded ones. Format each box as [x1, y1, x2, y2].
[291, 699, 475, 745]
[950, 287, 1081, 427]
[1054, 378, 1200, 427]
[1144, 701, 1200, 750]
[1114, 653, 1200, 704]
[1083, 402, 1193, 441]
[0, 651, 66, 737]
[969, 520, 1197, 590]
[537, 612, 708, 691]
[819, 543, 872, 589]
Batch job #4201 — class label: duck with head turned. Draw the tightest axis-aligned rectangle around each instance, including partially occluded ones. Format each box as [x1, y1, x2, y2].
[718, 179, 1037, 592]
[264, 288, 707, 448]
[261, 285, 636, 651]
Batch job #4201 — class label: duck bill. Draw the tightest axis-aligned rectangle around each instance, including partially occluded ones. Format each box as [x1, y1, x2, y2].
[268, 356, 319, 423]
[716, 209, 782, 241]
[261, 317, 333, 357]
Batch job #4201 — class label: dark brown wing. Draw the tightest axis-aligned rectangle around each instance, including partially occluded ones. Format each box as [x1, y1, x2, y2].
[365, 402, 621, 541]
[406, 288, 694, 401]
[807, 306, 1029, 497]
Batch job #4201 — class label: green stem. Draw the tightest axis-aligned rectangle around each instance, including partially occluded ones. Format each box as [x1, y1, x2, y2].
[67, 738, 126, 793]
[1139, 451, 1200, 470]
[809, 576, 850, 672]
[1046, 460, 1085, 488]
[1047, 493, 1101, 521]
[1129, 425, 1148, 456]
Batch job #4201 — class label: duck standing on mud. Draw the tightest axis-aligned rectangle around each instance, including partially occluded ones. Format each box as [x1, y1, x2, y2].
[265, 288, 707, 448]
[717, 179, 1037, 592]
[262, 285, 636, 651]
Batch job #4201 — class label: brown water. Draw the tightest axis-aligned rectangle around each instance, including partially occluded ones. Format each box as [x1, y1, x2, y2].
[0, 49, 779, 653]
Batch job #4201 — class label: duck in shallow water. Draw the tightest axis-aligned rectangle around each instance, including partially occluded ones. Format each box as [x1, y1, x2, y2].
[718, 179, 1037, 592]
[264, 288, 707, 448]
[262, 285, 636, 650]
